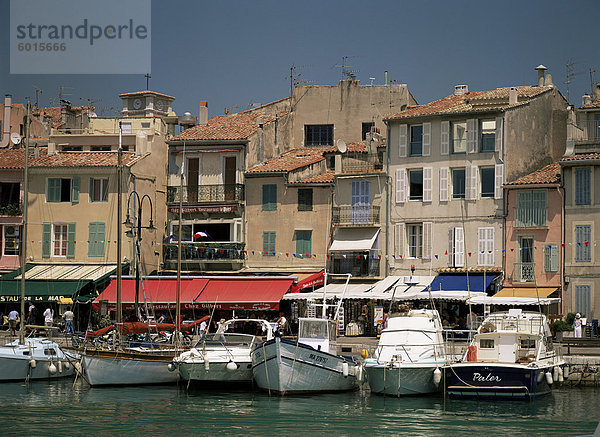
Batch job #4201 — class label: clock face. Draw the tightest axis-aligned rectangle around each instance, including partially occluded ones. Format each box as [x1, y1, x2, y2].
[156, 100, 164, 111]
[133, 98, 142, 109]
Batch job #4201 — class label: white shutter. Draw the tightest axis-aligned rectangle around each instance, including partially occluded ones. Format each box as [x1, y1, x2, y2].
[478, 228, 485, 266]
[395, 168, 405, 204]
[422, 122, 431, 156]
[467, 165, 478, 200]
[494, 163, 504, 199]
[399, 124, 407, 158]
[439, 167, 449, 202]
[467, 119, 477, 153]
[423, 222, 433, 260]
[448, 228, 454, 266]
[495, 116, 503, 153]
[423, 167, 433, 202]
[440, 121, 450, 155]
[395, 223, 405, 260]
[486, 228, 495, 266]
[478, 227, 494, 266]
[454, 227, 465, 267]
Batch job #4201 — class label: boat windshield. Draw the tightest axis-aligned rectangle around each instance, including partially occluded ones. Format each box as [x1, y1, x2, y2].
[198, 333, 255, 347]
[299, 320, 328, 340]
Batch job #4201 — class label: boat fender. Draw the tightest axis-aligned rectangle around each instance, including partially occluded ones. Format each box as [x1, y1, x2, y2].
[167, 363, 177, 372]
[29, 359, 36, 369]
[536, 371, 544, 383]
[342, 362, 349, 378]
[545, 371, 553, 385]
[553, 366, 559, 382]
[204, 358, 210, 371]
[226, 361, 237, 371]
[74, 362, 83, 374]
[562, 365, 569, 378]
[361, 349, 369, 359]
[58, 360, 63, 373]
[357, 365, 365, 384]
[48, 362, 57, 375]
[433, 368, 442, 386]
[63, 361, 71, 370]
[558, 366, 564, 382]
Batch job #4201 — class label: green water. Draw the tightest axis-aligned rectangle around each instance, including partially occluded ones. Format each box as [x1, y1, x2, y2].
[0, 380, 597, 436]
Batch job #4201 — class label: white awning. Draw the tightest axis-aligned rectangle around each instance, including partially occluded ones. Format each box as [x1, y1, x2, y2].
[16, 264, 117, 282]
[468, 295, 561, 306]
[329, 228, 380, 252]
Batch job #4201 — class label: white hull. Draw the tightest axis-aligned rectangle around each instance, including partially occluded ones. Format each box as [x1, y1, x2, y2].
[0, 339, 76, 381]
[251, 337, 359, 395]
[177, 360, 253, 382]
[364, 361, 444, 395]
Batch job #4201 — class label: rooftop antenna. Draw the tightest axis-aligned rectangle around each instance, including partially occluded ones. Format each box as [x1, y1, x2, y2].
[58, 85, 74, 105]
[564, 59, 582, 104]
[145, 73, 151, 90]
[334, 56, 360, 81]
[32, 85, 42, 108]
[289, 64, 313, 111]
[590, 68, 598, 95]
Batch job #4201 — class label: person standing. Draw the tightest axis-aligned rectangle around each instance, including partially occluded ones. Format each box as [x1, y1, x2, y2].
[8, 309, 19, 336]
[43, 306, 54, 337]
[573, 313, 583, 338]
[27, 301, 37, 325]
[199, 319, 207, 338]
[63, 306, 74, 336]
[276, 312, 287, 336]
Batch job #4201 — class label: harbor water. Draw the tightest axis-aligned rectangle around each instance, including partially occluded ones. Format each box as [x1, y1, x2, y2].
[1, 380, 598, 436]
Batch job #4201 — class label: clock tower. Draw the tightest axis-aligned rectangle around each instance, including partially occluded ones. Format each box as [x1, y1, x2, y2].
[119, 90, 175, 117]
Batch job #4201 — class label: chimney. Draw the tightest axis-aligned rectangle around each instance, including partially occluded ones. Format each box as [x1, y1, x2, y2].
[536, 65, 547, 87]
[544, 73, 553, 87]
[594, 83, 600, 102]
[582, 93, 592, 106]
[454, 85, 469, 95]
[0, 95, 12, 148]
[384, 71, 388, 85]
[509, 87, 518, 105]
[199, 101, 208, 126]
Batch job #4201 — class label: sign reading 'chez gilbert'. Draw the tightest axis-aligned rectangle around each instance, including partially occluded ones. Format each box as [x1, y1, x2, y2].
[167, 205, 235, 214]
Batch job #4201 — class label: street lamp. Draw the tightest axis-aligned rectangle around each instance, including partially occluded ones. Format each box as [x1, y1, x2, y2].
[124, 191, 155, 319]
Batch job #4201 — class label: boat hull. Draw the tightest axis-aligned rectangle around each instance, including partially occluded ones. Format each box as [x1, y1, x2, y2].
[444, 362, 555, 399]
[251, 337, 359, 395]
[177, 360, 253, 383]
[364, 361, 444, 395]
[0, 339, 76, 382]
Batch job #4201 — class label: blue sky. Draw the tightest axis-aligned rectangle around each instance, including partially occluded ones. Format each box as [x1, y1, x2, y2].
[1, 0, 599, 118]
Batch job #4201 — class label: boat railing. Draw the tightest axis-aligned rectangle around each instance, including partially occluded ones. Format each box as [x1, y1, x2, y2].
[481, 314, 546, 334]
[443, 329, 473, 361]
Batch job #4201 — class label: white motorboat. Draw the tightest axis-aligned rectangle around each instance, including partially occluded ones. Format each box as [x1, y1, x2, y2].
[172, 318, 273, 384]
[251, 317, 361, 395]
[444, 309, 565, 399]
[363, 309, 447, 396]
[0, 338, 76, 382]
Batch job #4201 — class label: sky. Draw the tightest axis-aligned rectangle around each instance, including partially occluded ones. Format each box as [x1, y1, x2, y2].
[1, 0, 599, 119]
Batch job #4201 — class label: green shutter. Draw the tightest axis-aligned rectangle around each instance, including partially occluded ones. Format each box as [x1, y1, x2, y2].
[66, 223, 76, 258]
[71, 177, 80, 203]
[88, 222, 105, 257]
[550, 244, 559, 272]
[47, 179, 60, 202]
[296, 230, 311, 257]
[262, 185, 277, 211]
[89, 178, 94, 202]
[42, 223, 51, 258]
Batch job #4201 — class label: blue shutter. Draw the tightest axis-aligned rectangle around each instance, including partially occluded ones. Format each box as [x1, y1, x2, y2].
[42, 223, 51, 258]
[66, 223, 76, 258]
[575, 168, 591, 205]
[71, 177, 80, 203]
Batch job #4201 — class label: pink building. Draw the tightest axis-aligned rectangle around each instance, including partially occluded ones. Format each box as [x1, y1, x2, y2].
[503, 162, 562, 309]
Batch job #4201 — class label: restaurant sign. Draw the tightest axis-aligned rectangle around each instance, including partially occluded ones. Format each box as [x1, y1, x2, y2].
[168, 205, 235, 214]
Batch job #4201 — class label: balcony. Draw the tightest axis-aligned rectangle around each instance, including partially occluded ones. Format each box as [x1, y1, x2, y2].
[339, 152, 383, 173]
[0, 203, 22, 216]
[163, 242, 245, 266]
[333, 205, 380, 226]
[167, 184, 244, 204]
[570, 120, 600, 145]
[513, 262, 535, 282]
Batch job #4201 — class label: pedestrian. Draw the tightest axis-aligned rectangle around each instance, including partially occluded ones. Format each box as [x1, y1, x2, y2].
[43, 306, 54, 337]
[8, 309, 19, 336]
[573, 313, 583, 338]
[276, 312, 287, 336]
[63, 306, 74, 336]
[199, 319, 207, 338]
[27, 301, 36, 325]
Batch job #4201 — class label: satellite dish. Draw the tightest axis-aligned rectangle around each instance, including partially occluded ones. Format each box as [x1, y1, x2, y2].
[10, 133, 21, 145]
[336, 139, 347, 153]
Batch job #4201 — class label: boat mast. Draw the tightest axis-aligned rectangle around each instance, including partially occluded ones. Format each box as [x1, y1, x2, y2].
[116, 123, 123, 330]
[175, 141, 185, 341]
[18, 100, 30, 345]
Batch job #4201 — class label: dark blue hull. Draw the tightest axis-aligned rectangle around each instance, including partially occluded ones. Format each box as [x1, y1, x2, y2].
[444, 363, 553, 399]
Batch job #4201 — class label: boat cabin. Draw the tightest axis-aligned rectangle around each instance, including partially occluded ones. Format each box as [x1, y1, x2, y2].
[298, 318, 336, 353]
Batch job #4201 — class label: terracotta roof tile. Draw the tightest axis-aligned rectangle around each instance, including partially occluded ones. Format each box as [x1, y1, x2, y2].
[31, 152, 144, 168]
[247, 148, 327, 173]
[290, 171, 335, 184]
[505, 162, 560, 185]
[118, 90, 175, 99]
[560, 152, 600, 163]
[387, 86, 551, 120]
[580, 101, 600, 109]
[33, 106, 92, 128]
[0, 148, 48, 169]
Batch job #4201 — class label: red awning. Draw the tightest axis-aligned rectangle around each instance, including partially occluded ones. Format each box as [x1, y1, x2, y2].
[290, 270, 325, 293]
[95, 278, 209, 311]
[194, 278, 293, 311]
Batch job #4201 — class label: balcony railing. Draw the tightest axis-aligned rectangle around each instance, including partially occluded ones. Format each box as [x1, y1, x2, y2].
[339, 152, 383, 173]
[163, 242, 245, 262]
[0, 203, 22, 216]
[570, 120, 600, 143]
[333, 205, 380, 226]
[513, 262, 535, 282]
[167, 184, 244, 204]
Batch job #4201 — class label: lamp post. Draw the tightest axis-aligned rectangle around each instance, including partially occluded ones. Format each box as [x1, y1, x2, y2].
[124, 191, 155, 319]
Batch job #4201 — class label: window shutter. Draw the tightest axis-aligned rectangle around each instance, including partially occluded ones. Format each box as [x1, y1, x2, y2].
[494, 164, 504, 199]
[575, 285, 591, 318]
[66, 222, 76, 258]
[439, 167, 449, 202]
[42, 223, 51, 258]
[422, 122, 431, 156]
[423, 167, 433, 202]
[440, 121, 449, 155]
[398, 124, 407, 158]
[478, 228, 485, 266]
[495, 116, 503, 153]
[88, 222, 105, 257]
[486, 227, 494, 266]
[47, 178, 60, 202]
[395, 168, 405, 204]
[454, 227, 465, 267]
[423, 222, 432, 260]
[467, 165, 478, 200]
[448, 228, 454, 266]
[71, 177, 80, 203]
[89, 178, 94, 202]
[550, 244, 558, 272]
[466, 119, 477, 153]
[395, 223, 405, 259]
[478, 227, 494, 266]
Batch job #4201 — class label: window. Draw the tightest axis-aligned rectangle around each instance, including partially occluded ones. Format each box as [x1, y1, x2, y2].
[262, 232, 276, 256]
[62, 146, 83, 152]
[409, 125, 423, 156]
[53, 224, 68, 257]
[262, 184, 277, 211]
[407, 224, 422, 258]
[480, 339, 494, 349]
[88, 222, 106, 257]
[480, 167, 495, 198]
[298, 188, 313, 211]
[575, 168, 591, 205]
[518, 236, 535, 282]
[121, 122, 132, 134]
[0, 182, 20, 208]
[47, 177, 80, 203]
[452, 169, 466, 199]
[295, 230, 312, 258]
[452, 121, 467, 153]
[409, 170, 423, 201]
[3, 225, 19, 255]
[478, 227, 494, 266]
[351, 181, 370, 224]
[516, 190, 546, 227]
[141, 122, 151, 129]
[43, 223, 75, 258]
[361, 122, 374, 140]
[574, 285, 591, 318]
[305, 125, 333, 146]
[575, 225, 592, 262]
[90, 178, 109, 202]
[519, 338, 536, 349]
[90, 146, 111, 152]
[480, 120, 496, 152]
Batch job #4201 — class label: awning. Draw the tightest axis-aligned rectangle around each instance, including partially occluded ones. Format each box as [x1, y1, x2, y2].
[290, 271, 325, 293]
[195, 278, 293, 310]
[95, 278, 209, 311]
[0, 280, 90, 303]
[468, 295, 561, 306]
[14, 264, 118, 283]
[329, 228, 380, 252]
[426, 273, 498, 293]
[494, 287, 559, 299]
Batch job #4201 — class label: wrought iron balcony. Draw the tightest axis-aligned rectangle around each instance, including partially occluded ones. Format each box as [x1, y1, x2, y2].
[332, 205, 380, 226]
[167, 184, 244, 204]
[163, 242, 245, 263]
[513, 262, 536, 282]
